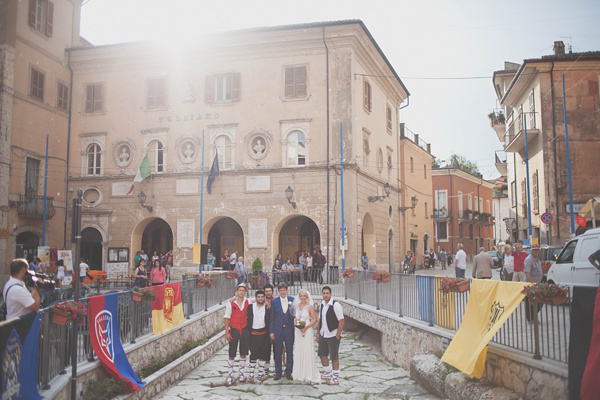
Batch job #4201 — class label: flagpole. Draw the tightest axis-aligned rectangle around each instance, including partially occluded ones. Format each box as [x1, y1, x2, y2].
[199, 129, 205, 273]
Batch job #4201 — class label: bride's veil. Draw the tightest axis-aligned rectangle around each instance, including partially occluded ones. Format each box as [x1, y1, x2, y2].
[292, 289, 314, 312]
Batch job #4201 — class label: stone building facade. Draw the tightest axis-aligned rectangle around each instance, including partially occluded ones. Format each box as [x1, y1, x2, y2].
[0, 0, 84, 272]
[432, 167, 495, 258]
[490, 43, 600, 245]
[65, 20, 432, 276]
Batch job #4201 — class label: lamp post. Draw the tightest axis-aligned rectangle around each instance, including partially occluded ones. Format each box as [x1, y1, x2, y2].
[368, 182, 391, 203]
[399, 196, 418, 213]
[137, 191, 153, 212]
[285, 186, 297, 209]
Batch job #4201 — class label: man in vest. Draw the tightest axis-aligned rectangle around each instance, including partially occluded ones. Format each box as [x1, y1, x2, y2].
[224, 283, 250, 386]
[247, 290, 270, 383]
[316, 285, 345, 385]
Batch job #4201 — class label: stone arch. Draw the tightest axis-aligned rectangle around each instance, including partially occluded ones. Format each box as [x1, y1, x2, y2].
[272, 214, 321, 267]
[131, 217, 174, 259]
[202, 216, 244, 269]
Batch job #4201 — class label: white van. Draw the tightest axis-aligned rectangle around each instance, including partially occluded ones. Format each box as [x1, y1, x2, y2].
[547, 228, 600, 287]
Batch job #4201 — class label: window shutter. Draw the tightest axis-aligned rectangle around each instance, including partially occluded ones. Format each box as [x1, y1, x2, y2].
[46, 2, 54, 37]
[284, 67, 294, 98]
[368, 83, 372, 111]
[363, 80, 368, 109]
[205, 75, 214, 103]
[29, 0, 36, 27]
[296, 67, 306, 97]
[85, 85, 93, 113]
[231, 73, 241, 101]
[95, 84, 103, 111]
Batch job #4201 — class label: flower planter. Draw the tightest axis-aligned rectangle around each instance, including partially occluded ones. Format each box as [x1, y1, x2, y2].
[132, 292, 144, 302]
[381, 276, 390, 283]
[540, 295, 567, 306]
[199, 281, 206, 287]
[452, 280, 469, 293]
[52, 308, 71, 325]
[344, 272, 354, 279]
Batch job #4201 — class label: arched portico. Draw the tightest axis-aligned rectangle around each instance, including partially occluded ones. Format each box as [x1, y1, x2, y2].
[81, 227, 103, 270]
[131, 217, 174, 259]
[272, 215, 321, 264]
[203, 217, 244, 269]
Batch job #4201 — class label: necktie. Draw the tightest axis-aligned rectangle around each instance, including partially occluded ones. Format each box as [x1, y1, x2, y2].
[281, 297, 288, 314]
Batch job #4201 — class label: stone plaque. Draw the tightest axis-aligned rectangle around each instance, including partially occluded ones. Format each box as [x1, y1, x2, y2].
[176, 179, 199, 194]
[177, 219, 195, 249]
[112, 181, 132, 196]
[246, 176, 271, 192]
[248, 219, 268, 248]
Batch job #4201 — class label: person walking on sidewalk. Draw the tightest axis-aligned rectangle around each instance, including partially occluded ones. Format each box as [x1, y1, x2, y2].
[501, 245, 514, 281]
[455, 244, 467, 278]
[472, 247, 493, 279]
[512, 243, 528, 282]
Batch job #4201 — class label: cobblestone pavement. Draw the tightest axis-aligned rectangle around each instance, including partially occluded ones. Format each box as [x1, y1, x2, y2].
[157, 332, 439, 400]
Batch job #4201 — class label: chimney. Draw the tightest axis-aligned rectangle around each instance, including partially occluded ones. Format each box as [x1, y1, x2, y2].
[554, 41, 565, 56]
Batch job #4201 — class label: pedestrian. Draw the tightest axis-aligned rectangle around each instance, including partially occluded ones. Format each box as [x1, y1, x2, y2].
[361, 252, 369, 271]
[133, 259, 149, 287]
[79, 257, 90, 289]
[511, 243, 528, 282]
[246, 290, 271, 383]
[501, 245, 514, 281]
[140, 249, 149, 262]
[283, 258, 294, 285]
[150, 259, 166, 286]
[166, 251, 173, 282]
[56, 259, 65, 288]
[151, 251, 160, 264]
[3, 259, 41, 320]
[206, 248, 214, 272]
[472, 247, 493, 279]
[524, 246, 543, 322]
[235, 257, 246, 285]
[317, 286, 345, 385]
[429, 249, 436, 268]
[224, 283, 251, 386]
[230, 250, 238, 271]
[29, 257, 41, 272]
[455, 244, 467, 278]
[424, 251, 430, 269]
[439, 250, 446, 270]
[134, 251, 141, 267]
[316, 250, 327, 284]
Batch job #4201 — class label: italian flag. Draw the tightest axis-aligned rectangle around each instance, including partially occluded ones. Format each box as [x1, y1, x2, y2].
[126, 153, 150, 196]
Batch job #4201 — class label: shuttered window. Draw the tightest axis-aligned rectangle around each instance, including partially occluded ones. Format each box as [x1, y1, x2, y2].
[146, 78, 166, 109]
[29, 0, 53, 36]
[533, 170, 539, 214]
[284, 66, 307, 98]
[85, 83, 104, 113]
[30, 68, 45, 101]
[57, 81, 68, 111]
[386, 105, 392, 132]
[205, 73, 240, 103]
[363, 79, 372, 112]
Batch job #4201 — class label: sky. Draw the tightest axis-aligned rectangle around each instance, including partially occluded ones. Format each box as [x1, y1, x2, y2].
[79, 0, 600, 179]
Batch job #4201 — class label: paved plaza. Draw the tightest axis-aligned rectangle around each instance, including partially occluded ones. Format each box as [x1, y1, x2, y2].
[157, 332, 439, 400]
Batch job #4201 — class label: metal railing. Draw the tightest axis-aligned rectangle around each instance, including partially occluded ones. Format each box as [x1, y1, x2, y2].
[344, 272, 570, 364]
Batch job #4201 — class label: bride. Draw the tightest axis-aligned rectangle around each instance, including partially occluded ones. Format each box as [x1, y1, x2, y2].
[292, 289, 320, 383]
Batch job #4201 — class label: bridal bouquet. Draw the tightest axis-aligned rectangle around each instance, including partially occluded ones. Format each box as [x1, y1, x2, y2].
[294, 318, 306, 330]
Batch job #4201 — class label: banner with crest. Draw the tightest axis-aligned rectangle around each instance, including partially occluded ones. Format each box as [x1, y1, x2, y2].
[441, 279, 528, 378]
[151, 283, 184, 335]
[0, 312, 41, 399]
[88, 293, 145, 391]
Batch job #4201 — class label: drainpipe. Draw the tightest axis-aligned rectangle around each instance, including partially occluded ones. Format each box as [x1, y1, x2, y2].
[323, 28, 331, 264]
[63, 50, 74, 248]
[550, 61, 559, 243]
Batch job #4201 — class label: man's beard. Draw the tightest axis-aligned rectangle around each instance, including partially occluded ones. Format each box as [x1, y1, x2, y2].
[257, 300, 265, 305]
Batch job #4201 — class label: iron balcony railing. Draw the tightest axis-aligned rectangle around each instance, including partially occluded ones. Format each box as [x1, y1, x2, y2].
[344, 271, 570, 364]
[17, 191, 56, 219]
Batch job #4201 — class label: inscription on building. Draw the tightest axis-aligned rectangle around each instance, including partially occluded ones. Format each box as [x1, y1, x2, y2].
[112, 182, 132, 196]
[176, 179, 199, 194]
[248, 219, 268, 248]
[246, 176, 271, 192]
[177, 219, 195, 249]
[158, 113, 220, 123]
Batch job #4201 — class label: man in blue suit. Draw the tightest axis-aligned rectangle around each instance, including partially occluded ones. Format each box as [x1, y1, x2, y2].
[269, 282, 295, 380]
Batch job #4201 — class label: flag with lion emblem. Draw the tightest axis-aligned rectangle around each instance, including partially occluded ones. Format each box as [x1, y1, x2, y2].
[441, 279, 529, 378]
[152, 283, 184, 335]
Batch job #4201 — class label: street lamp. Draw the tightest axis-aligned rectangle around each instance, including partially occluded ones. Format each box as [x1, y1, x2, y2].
[398, 196, 418, 212]
[137, 191, 153, 212]
[368, 182, 391, 203]
[285, 186, 297, 209]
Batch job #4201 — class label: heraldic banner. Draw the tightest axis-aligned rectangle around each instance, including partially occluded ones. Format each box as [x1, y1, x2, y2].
[568, 287, 600, 400]
[88, 293, 145, 391]
[0, 312, 41, 400]
[152, 282, 184, 335]
[441, 279, 528, 378]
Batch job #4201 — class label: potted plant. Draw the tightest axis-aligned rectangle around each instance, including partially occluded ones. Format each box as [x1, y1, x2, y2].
[521, 283, 568, 305]
[440, 277, 469, 293]
[52, 301, 87, 325]
[251, 258, 263, 288]
[226, 271, 239, 279]
[198, 274, 214, 288]
[373, 270, 390, 283]
[132, 286, 156, 302]
[342, 268, 354, 278]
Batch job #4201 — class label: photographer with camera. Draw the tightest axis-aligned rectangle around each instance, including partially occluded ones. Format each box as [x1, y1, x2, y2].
[3, 259, 41, 320]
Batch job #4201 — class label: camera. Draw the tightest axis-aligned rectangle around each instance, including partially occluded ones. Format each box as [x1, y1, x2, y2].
[25, 270, 56, 291]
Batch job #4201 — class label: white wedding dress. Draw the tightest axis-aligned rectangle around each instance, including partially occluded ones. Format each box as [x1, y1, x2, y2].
[292, 304, 320, 383]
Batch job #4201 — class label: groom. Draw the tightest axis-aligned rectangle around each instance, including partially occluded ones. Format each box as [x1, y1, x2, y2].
[269, 282, 294, 380]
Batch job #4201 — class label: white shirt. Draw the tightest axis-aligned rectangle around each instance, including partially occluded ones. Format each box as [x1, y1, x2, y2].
[224, 298, 247, 319]
[280, 296, 289, 314]
[319, 299, 344, 338]
[455, 250, 467, 269]
[503, 254, 514, 274]
[140, 253, 149, 261]
[251, 303, 266, 330]
[230, 253, 237, 264]
[79, 262, 89, 277]
[3, 277, 35, 320]
[57, 266, 65, 279]
[306, 256, 313, 268]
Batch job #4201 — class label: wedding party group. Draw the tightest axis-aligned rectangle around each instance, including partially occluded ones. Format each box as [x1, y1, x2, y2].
[223, 282, 344, 386]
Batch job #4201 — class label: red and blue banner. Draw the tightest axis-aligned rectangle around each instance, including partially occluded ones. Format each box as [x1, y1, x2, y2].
[0, 312, 42, 399]
[88, 293, 144, 392]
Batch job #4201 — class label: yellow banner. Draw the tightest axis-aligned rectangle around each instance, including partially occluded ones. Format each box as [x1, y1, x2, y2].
[152, 284, 185, 335]
[441, 279, 529, 378]
[434, 277, 455, 330]
[193, 244, 201, 265]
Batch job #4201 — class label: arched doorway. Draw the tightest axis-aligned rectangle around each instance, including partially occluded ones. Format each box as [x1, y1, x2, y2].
[206, 217, 244, 269]
[276, 216, 320, 263]
[388, 229, 394, 270]
[81, 227, 103, 270]
[15, 231, 39, 261]
[141, 219, 173, 257]
[361, 213, 376, 264]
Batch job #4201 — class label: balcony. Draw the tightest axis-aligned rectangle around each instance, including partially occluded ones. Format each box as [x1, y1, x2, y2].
[488, 110, 506, 142]
[432, 208, 451, 220]
[495, 151, 507, 176]
[17, 192, 56, 219]
[504, 116, 540, 154]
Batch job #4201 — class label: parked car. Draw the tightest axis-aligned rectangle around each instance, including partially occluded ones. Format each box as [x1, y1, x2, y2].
[546, 228, 600, 287]
[485, 250, 501, 268]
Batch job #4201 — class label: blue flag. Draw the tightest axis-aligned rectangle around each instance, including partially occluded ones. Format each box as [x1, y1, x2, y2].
[207, 151, 220, 194]
[0, 312, 42, 399]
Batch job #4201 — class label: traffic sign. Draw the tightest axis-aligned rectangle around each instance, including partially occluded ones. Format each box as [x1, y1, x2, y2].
[540, 212, 553, 225]
[576, 216, 587, 227]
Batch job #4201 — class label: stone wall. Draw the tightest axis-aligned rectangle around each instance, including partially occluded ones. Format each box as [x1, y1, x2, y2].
[43, 304, 226, 400]
[339, 299, 568, 400]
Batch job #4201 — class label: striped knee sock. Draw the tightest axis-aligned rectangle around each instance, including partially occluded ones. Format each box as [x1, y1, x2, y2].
[248, 360, 256, 378]
[227, 359, 234, 377]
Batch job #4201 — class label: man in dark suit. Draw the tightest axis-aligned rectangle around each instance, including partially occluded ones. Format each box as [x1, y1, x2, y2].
[269, 282, 295, 380]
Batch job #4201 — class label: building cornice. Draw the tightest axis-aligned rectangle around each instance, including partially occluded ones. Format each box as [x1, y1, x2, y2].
[432, 168, 495, 189]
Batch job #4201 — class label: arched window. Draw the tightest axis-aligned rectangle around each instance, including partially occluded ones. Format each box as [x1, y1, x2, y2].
[149, 140, 164, 173]
[286, 131, 306, 166]
[215, 136, 232, 170]
[86, 143, 101, 175]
